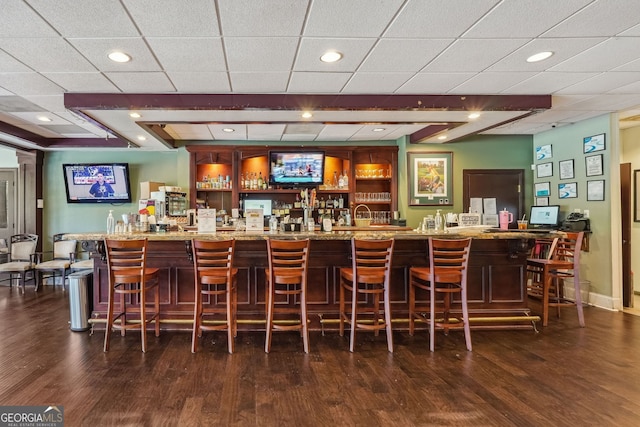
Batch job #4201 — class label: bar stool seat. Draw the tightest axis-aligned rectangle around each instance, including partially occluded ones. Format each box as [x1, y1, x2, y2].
[265, 238, 310, 353]
[103, 238, 160, 352]
[191, 239, 237, 353]
[409, 237, 472, 352]
[339, 238, 394, 352]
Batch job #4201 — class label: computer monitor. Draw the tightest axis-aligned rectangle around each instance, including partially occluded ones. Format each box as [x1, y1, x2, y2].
[529, 205, 560, 228]
[243, 199, 272, 216]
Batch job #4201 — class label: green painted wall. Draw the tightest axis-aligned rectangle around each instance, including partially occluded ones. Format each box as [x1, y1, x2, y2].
[533, 114, 613, 302]
[400, 134, 534, 228]
[43, 149, 190, 241]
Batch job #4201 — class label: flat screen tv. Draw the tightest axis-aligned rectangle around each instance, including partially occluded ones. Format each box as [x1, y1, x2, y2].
[269, 151, 324, 187]
[63, 163, 132, 204]
[529, 205, 560, 228]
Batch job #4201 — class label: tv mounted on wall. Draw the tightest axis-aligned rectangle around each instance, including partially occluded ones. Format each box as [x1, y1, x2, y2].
[63, 163, 133, 204]
[268, 151, 325, 187]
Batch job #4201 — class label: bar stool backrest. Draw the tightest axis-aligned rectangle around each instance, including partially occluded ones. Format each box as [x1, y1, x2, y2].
[105, 239, 149, 283]
[351, 238, 394, 285]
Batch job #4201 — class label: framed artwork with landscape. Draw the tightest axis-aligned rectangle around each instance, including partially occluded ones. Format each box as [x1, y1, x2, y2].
[407, 152, 453, 206]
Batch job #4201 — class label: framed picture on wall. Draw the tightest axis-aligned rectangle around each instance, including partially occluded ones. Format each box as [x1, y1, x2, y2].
[535, 197, 549, 206]
[587, 180, 605, 201]
[536, 162, 553, 178]
[535, 182, 550, 197]
[585, 154, 603, 176]
[407, 151, 453, 206]
[583, 133, 606, 153]
[536, 144, 552, 160]
[559, 159, 574, 180]
[558, 182, 578, 199]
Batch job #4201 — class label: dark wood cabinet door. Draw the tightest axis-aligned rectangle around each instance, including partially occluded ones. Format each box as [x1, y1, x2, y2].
[462, 169, 524, 227]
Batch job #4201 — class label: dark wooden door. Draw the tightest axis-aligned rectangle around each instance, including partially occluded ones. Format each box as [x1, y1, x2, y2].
[462, 169, 524, 228]
[621, 163, 631, 307]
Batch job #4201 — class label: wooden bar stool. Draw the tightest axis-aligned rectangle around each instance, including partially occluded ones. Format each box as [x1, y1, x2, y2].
[103, 238, 160, 352]
[265, 238, 310, 353]
[409, 237, 472, 352]
[339, 238, 394, 352]
[191, 239, 237, 353]
[526, 231, 585, 327]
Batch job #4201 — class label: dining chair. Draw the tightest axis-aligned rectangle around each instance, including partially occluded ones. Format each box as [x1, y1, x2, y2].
[409, 237, 473, 352]
[339, 238, 394, 352]
[191, 239, 237, 353]
[0, 234, 39, 293]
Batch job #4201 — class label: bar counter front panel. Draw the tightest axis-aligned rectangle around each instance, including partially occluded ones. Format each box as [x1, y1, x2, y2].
[65, 230, 544, 331]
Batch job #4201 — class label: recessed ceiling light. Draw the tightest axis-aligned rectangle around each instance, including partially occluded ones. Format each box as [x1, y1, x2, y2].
[137, 135, 146, 141]
[37, 115, 52, 122]
[222, 128, 235, 133]
[437, 135, 447, 140]
[129, 112, 141, 118]
[108, 51, 131, 63]
[373, 128, 385, 132]
[468, 112, 481, 119]
[301, 111, 313, 119]
[526, 51, 553, 63]
[320, 50, 343, 63]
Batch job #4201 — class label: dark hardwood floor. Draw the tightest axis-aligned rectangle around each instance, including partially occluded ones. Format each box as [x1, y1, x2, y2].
[2, 284, 640, 426]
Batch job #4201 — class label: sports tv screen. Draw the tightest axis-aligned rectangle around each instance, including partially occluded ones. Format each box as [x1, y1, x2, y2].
[63, 163, 132, 204]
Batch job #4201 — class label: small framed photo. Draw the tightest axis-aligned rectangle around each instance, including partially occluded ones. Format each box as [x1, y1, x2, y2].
[536, 144, 553, 160]
[559, 159, 574, 180]
[535, 197, 549, 206]
[587, 180, 605, 201]
[535, 182, 550, 197]
[536, 162, 553, 178]
[583, 133, 605, 153]
[585, 154, 603, 176]
[559, 182, 578, 199]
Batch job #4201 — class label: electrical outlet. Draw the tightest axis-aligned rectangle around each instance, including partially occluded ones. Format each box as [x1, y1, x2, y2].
[583, 209, 590, 218]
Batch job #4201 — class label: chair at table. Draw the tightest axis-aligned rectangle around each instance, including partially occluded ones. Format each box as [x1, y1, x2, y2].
[339, 238, 394, 352]
[526, 232, 585, 327]
[70, 241, 95, 272]
[103, 238, 160, 352]
[34, 234, 77, 291]
[409, 237, 473, 352]
[191, 239, 237, 353]
[0, 234, 39, 293]
[265, 238, 310, 353]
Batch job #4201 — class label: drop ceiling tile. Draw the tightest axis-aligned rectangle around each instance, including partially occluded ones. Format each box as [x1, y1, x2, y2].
[556, 72, 640, 95]
[288, 72, 351, 92]
[294, 38, 376, 72]
[384, 0, 498, 38]
[0, 50, 32, 72]
[317, 124, 362, 140]
[69, 38, 162, 72]
[230, 72, 289, 92]
[146, 37, 226, 72]
[209, 124, 247, 140]
[0, 1, 58, 37]
[218, 0, 307, 36]
[168, 72, 231, 92]
[10, 112, 70, 125]
[396, 72, 475, 93]
[27, 0, 138, 37]
[0, 73, 63, 96]
[543, 0, 640, 37]
[423, 38, 529, 72]
[0, 96, 46, 112]
[0, 38, 96, 72]
[359, 39, 453, 72]
[342, 72, 415, 93]
[501, 72, 598, 94]
[281, 134, 317, 141]
[104, 72, 175, 92]
[487, 38, 606, 72]
[225, 37, 298, 72]
[42, 72, 119, 92]
[608, 80, 640, 95]
[550, 37, 640, 72]
[23, 95, 67, 113]
[449, 72, 538, 94]
[124, 0, 220, 37]
[464, 0, 591, 38]
[167, 124, 213, 140]
[305, 0, 404, 37]
[248, 123, 285, 140]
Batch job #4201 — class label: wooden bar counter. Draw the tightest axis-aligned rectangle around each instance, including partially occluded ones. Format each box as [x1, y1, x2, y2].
[64, 227, 557, 331]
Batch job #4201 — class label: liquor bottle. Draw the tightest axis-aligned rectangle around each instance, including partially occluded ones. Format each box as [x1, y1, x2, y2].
[342, 170, 349, 188]
[257, 171, 264, 189]
[107, 210, 115, 234]
[338, 172, 345, 189]
[333, 171, 339, 188]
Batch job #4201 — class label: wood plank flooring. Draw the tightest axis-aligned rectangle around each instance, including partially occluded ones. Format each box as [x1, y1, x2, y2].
[1, 284, 640, 426]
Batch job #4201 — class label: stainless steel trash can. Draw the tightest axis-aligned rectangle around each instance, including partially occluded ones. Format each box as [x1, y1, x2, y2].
[68, 270, 93, 332]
